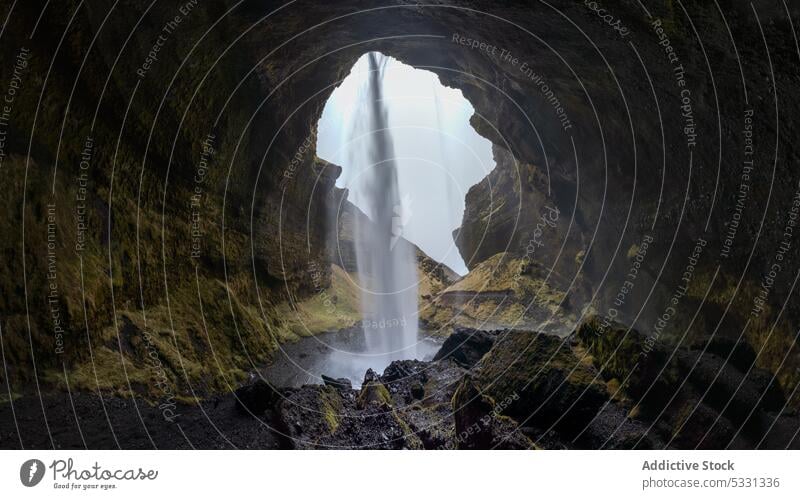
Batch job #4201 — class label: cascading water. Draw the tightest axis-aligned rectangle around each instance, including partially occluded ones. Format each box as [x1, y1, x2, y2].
[352, 52, 418, 363]
[315, 52, 424, 384]
[264, 51, 494, 387]
[352, 52, 420, 364]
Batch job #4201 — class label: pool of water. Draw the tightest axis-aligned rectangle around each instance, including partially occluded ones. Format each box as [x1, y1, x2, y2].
[260, 327, 442, 388]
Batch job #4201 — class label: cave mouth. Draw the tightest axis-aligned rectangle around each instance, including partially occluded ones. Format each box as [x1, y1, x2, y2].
[264, 52, 498, 387]
[316, 51, 496, 276]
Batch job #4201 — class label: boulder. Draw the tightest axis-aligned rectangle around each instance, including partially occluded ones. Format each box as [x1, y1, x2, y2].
[357, 369, 392, 409]
[321, 374, 353, 392]
[433, 328, 500, 368]
[275, 385, 345, 448]
[382, 360, 428, 384]
[577, 315, 788, 445]
[234, 379, 279, 415]
[576, 315, 680, 410]
[474, 330, 609, 439]
[452, 374, 533, 449]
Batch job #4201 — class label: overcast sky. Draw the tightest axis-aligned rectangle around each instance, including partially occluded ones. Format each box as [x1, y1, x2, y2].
[316, 53, 495, 276]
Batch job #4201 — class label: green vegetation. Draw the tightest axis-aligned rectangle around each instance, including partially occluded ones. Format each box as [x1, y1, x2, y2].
[420, 252, 575, 334]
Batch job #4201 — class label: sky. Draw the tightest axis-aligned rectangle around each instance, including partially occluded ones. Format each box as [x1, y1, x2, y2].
[316, 53, 495, 276]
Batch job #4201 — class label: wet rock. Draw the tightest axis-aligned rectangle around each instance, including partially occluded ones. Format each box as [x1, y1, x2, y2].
[275, 385, 345, 449]
[380, 360, 431, 405]
[362, 368, 381, 385]
[382, 360, 428, 384]
[576, 403, 662, 450]
[682, 351, 786, 422]
[759, 412, 800, 449]
[693, 337, 758, 373]
[667, 398, 748, 450]
[321, 374, 353, 392]
[391, 358, 467, 449]
[433, 328, 500, 368]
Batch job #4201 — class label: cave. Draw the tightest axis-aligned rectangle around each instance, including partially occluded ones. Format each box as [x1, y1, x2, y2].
[0, 0, 799, 453]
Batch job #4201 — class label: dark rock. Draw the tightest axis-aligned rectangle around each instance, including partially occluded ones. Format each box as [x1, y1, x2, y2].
[321, 374, 353, 392]
[682, 351, 786, 422]
[362, 368, 381, 385]
[276, 384, 422, 449]
[433, 328, 500, 368]
[382, 360, 428, 384]
[576, 315, 678, 409]
[576, 403, 662, 450]
[275, 385, 345, 449]
[693, 337, 758, 373]
[759, 412, 800, 449]
[452, 374, 533, 449]
[577, 315, 788, 446]
[474, 330, 609, 440]
[410, 382, 425, 400]
[667, 399, 749, 450]
[234, 380, 279, 415]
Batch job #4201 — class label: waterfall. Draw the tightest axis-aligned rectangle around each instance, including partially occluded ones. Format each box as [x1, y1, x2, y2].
[311, 50, 495, 384]
[352, 52, 420, 364]
[317, 52, 421, 384]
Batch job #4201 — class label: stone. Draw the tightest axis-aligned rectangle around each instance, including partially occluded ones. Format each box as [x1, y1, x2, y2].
[474, 330, 609, 439]
[234, 380, 279, 415]
[433, 328, 499, 368]
[321, 374, 353, 392]
[452, 374, 533, 449]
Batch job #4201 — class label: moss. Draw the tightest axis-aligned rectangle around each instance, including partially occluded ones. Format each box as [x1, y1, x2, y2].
[474, 329, 608, 430]
[318, 386, 343, 433]
[661, 0, 679, 36]
[357, 381, 392, 409]
[422, 252, 576, 333]
[577, 315, 646, 384]
[0, 392, 22, 405]
[50, 346, 151, 394]
[392, 411, 423, 449]
[272, 264, 361, 339]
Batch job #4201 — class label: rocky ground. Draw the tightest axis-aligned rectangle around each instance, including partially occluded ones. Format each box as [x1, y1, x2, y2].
[3, 317, 797, 450]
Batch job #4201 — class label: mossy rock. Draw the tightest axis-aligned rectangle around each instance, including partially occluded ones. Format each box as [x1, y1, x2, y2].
[576, 315, 679, 410]
[451, 374, 533, 449]
[474, 330, 608, 438]
[357, 378, 392, 410]
[276, 385, 345, 448]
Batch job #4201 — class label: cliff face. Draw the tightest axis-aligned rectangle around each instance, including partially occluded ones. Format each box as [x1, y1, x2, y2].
[1, 0, 799, 408]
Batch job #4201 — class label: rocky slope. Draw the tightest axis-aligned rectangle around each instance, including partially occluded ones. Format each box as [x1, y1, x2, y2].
[420, 251, 588, 335]
[5, 320, 793, 449]
[261, 319, 798, 449]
